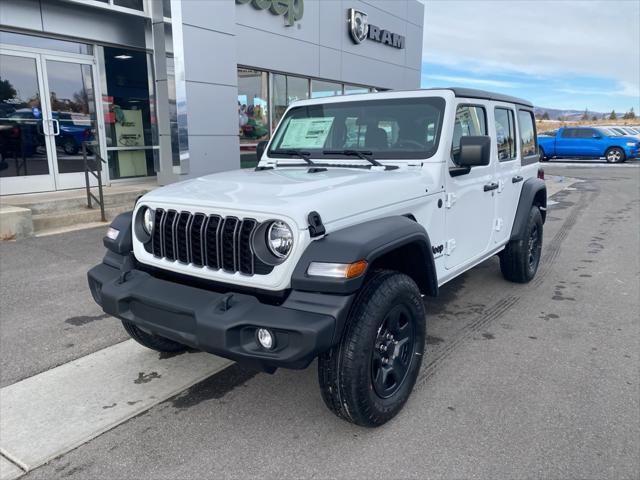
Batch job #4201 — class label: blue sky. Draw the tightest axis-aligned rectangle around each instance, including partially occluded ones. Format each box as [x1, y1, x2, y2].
[419, 0, 640, 113]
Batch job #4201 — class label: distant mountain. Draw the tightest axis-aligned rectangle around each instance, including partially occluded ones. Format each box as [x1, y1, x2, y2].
[534, 107, 607, 121]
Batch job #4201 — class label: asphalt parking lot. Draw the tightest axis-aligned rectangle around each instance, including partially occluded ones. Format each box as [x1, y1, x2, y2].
[0, 162, 638, 480]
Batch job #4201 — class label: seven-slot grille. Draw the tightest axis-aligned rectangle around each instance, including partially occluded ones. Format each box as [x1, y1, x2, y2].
[149, 208, 269, 275]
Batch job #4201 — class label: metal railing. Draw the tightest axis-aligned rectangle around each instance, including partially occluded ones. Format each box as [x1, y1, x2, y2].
[82, 142, 106, 222]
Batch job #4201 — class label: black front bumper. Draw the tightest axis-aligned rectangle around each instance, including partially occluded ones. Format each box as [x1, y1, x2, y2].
[88, 261, 354, 370]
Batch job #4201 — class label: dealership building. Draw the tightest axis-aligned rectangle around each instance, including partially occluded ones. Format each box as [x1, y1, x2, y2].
[0, 0, 424, 196]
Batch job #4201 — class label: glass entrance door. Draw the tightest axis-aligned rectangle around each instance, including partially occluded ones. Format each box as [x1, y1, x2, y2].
[0, 48, 102, 195]
[42, 55, 101, 191]
[0, 51, 56, 195]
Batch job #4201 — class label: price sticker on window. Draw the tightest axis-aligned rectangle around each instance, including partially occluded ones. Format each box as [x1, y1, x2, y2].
[280, 117, 334, 149]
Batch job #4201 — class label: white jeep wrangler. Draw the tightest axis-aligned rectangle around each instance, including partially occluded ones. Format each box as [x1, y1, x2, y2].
[89, 88, 546, 427]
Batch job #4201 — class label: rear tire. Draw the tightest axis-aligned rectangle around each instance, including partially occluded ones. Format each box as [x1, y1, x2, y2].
[122, 320, 187, 353]
[605, 147, 624, 163]
[317, 270, 426, 427]
[539, 147, 547, 162]
[500, 206, 543, 283]
[62, 137, 79, 155]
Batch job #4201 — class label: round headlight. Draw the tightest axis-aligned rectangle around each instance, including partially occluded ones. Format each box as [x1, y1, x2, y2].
[142, 207, 154, 235]
[267, 221, 293, 259]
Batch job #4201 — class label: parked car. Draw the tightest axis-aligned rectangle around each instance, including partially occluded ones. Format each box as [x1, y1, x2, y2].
[89, 88, 547, 427]
[597, 125, 640, 137]
[52, 112, 94, 155]
[538, 126, 638, 162]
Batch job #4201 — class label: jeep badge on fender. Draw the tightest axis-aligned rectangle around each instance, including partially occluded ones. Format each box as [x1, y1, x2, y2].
[88, 88, 546, 427]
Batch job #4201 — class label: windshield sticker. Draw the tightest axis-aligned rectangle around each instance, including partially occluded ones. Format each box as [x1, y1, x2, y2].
[280, 117, 334, 149]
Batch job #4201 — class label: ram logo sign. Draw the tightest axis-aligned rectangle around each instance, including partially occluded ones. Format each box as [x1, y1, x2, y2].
[348, 9, 369, 44]
[347, 8, 406, 49]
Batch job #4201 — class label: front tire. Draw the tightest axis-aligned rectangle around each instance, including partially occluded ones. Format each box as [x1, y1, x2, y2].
[122, 320, 188, 353]
[317, 270, 426, 427]
[500, 206, 543, 283]
[605, 147, 625, 163]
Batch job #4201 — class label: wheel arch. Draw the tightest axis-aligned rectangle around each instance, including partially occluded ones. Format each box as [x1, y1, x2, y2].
[291, 216, 438, 297]
[510, 178, 547, 242]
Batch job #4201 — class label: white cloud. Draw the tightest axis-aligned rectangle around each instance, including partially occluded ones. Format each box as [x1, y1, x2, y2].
[421, 0, 640, 89]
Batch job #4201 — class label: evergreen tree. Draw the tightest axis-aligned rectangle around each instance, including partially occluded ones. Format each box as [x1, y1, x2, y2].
[609, 110, 617, 120]
[542, 111, 550, 120]
[581, 108, 590, 121]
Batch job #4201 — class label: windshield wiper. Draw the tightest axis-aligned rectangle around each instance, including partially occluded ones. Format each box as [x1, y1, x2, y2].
[271, 149, 315, 165]
[322, 150, 398, 170]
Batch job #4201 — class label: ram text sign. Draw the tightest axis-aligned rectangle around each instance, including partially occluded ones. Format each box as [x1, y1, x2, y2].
[348, 8, 405, 49]
[236, 0, 304, 26]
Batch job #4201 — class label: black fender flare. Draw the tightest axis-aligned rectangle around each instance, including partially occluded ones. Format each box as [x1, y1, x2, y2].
[509, 178, 546, 242]
[291, 216, 438, 296]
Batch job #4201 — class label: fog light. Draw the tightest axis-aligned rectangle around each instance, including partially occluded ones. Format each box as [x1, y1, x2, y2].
[256, 328, 275, 350]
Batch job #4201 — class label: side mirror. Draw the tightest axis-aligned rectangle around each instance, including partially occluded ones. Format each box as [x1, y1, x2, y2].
[592, 134, 601, 139]
[256, 140, 268, 161]
[457, 136, 491, 167]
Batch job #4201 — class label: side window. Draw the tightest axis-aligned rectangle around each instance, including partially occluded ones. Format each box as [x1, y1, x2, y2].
[452, 104, 487, 164]
[561, 128, 575, 138]
[495, 108, 516, 161]
[518, 109, 538, 164]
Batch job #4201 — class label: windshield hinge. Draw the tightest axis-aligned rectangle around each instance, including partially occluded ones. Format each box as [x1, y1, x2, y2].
[308, 211, 326, 238]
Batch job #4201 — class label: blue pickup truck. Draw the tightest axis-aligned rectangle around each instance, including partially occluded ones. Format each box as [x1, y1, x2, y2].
[538, 126, 639, 163]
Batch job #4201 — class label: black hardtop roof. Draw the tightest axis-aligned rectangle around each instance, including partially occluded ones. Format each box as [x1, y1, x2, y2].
[419, 87, 533, 108]
[380, 87, 533, 108]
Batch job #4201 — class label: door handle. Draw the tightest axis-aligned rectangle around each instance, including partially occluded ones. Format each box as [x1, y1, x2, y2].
[484, 182, 499, 192]
[51, 119, 60, 136]
[512, 175, 524, 183]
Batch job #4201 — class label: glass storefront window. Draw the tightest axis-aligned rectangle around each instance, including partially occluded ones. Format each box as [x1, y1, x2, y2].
[344, 84, 369, 95]
[272, 74, 287, 131]
[113, 0, 144, 11]
[271, 74, 309, 129]
[107, 149, 156, 180]
[102, 46, 156, 178]
[163, 0, 172, 18]
[238, 68, 269, 144]
[311, 80, 342, 98]
[0, 30, 93, 55]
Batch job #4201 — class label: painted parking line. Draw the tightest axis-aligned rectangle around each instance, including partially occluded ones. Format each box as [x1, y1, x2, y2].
[0, 340, 231, 478]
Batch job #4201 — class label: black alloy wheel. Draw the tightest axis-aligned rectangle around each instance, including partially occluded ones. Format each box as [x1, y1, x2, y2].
[371, 304, 416, 398]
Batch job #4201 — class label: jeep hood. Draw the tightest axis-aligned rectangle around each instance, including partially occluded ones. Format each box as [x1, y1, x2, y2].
[141, 167, 436, 229]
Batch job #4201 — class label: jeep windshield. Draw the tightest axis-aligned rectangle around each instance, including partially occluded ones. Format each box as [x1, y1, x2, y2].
[268, 97, 446, 164]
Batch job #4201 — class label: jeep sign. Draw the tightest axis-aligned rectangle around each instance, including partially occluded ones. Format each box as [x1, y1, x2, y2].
[236, 0, 304, 26]
[348, 8, 405, 49]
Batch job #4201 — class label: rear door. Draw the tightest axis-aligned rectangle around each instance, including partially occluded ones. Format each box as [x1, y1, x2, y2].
[556, 128, 579, 157]
[493, 104, 520, 245]
[444, 101, 497, 270]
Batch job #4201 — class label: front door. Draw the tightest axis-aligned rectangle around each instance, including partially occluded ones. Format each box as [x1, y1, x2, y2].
[445, 102, 497, 270]
[41, 55, 102, 191]
[0, 50, 56, 195]
[0, 48, 103, 195]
